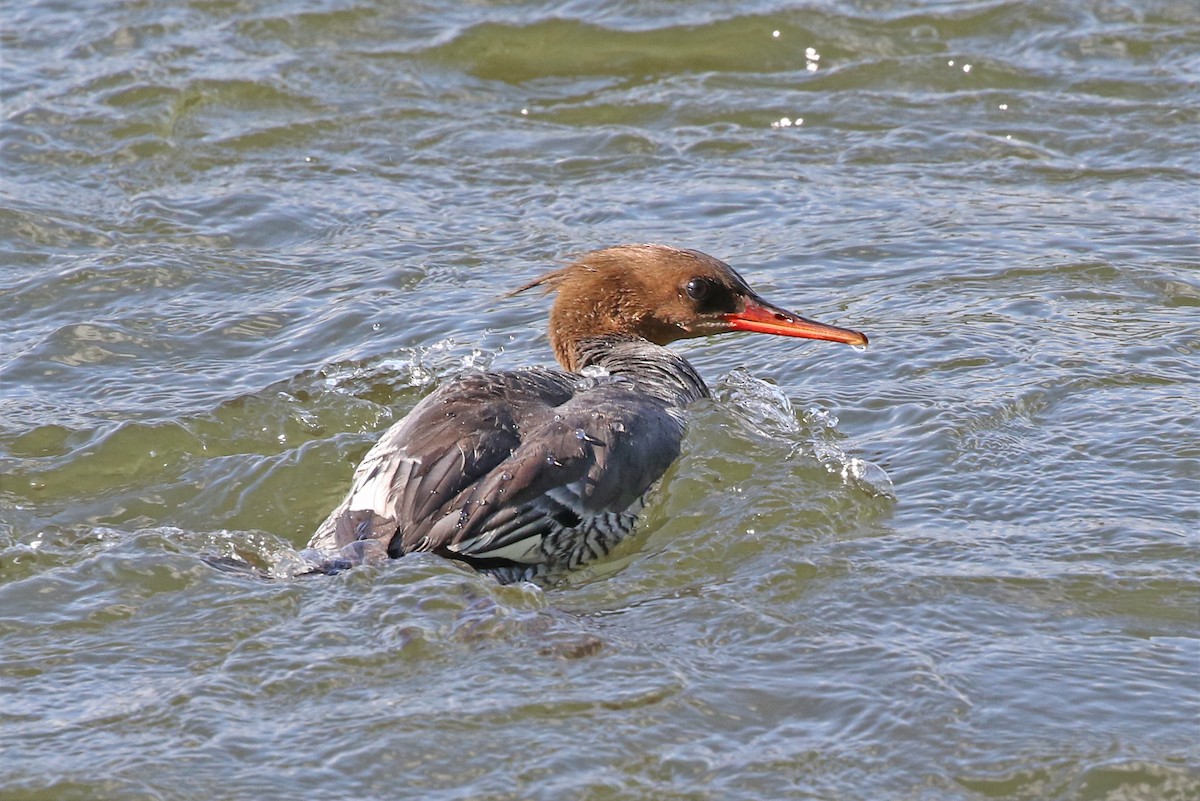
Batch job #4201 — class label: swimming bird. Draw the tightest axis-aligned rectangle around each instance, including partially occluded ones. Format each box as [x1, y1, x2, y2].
[302, 245, 867, 583]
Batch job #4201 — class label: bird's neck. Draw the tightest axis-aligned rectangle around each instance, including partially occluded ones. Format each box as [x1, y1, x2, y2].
[570, 337, 711, 406]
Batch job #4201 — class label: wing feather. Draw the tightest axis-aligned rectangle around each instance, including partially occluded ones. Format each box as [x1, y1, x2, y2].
[307, 369, 574, 556]
[411, 386, 685, 564]
[306, 368, 686, 572]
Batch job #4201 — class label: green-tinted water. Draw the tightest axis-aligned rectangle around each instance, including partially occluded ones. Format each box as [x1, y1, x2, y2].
[2, 1, 1197, 799]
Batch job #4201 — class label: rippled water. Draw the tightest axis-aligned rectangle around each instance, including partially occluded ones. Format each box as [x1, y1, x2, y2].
[2, 1, 1198, 799]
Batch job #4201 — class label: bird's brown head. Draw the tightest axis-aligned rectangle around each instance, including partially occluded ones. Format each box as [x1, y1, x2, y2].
[511, 244, 868, 371]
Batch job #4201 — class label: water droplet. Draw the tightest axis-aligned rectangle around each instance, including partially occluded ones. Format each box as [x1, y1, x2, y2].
[841, 457, 896, 499]
[910, 24, 938, 42]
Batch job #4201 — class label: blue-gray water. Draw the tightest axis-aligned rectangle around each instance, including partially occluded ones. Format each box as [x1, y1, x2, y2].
[1, 1, 1198, 799]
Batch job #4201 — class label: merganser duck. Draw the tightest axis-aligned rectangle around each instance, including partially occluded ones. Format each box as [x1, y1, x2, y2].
[302, 245, 867, 583]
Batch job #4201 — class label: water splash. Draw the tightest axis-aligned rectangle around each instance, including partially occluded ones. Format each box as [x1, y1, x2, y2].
[320, 339, 496, 393]
[805, 407, 896, 499]
[717, 369, 895, 499]
[716, 368, 800, 436]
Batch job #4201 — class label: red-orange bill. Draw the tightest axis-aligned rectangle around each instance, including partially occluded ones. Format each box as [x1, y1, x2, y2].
[724, 297, 868, 347]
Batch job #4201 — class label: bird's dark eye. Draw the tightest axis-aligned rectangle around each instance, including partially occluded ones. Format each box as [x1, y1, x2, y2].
[685, 277, 713, 302]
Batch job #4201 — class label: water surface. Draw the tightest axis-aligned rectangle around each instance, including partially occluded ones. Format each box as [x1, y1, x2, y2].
[2, 1, 1198, 799]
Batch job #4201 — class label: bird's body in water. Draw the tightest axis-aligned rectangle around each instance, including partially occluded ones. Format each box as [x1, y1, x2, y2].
[303, 245, 867, 583]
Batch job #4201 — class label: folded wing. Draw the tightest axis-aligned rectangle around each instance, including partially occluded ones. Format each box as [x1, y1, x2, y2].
[306, 368, 685, 574]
